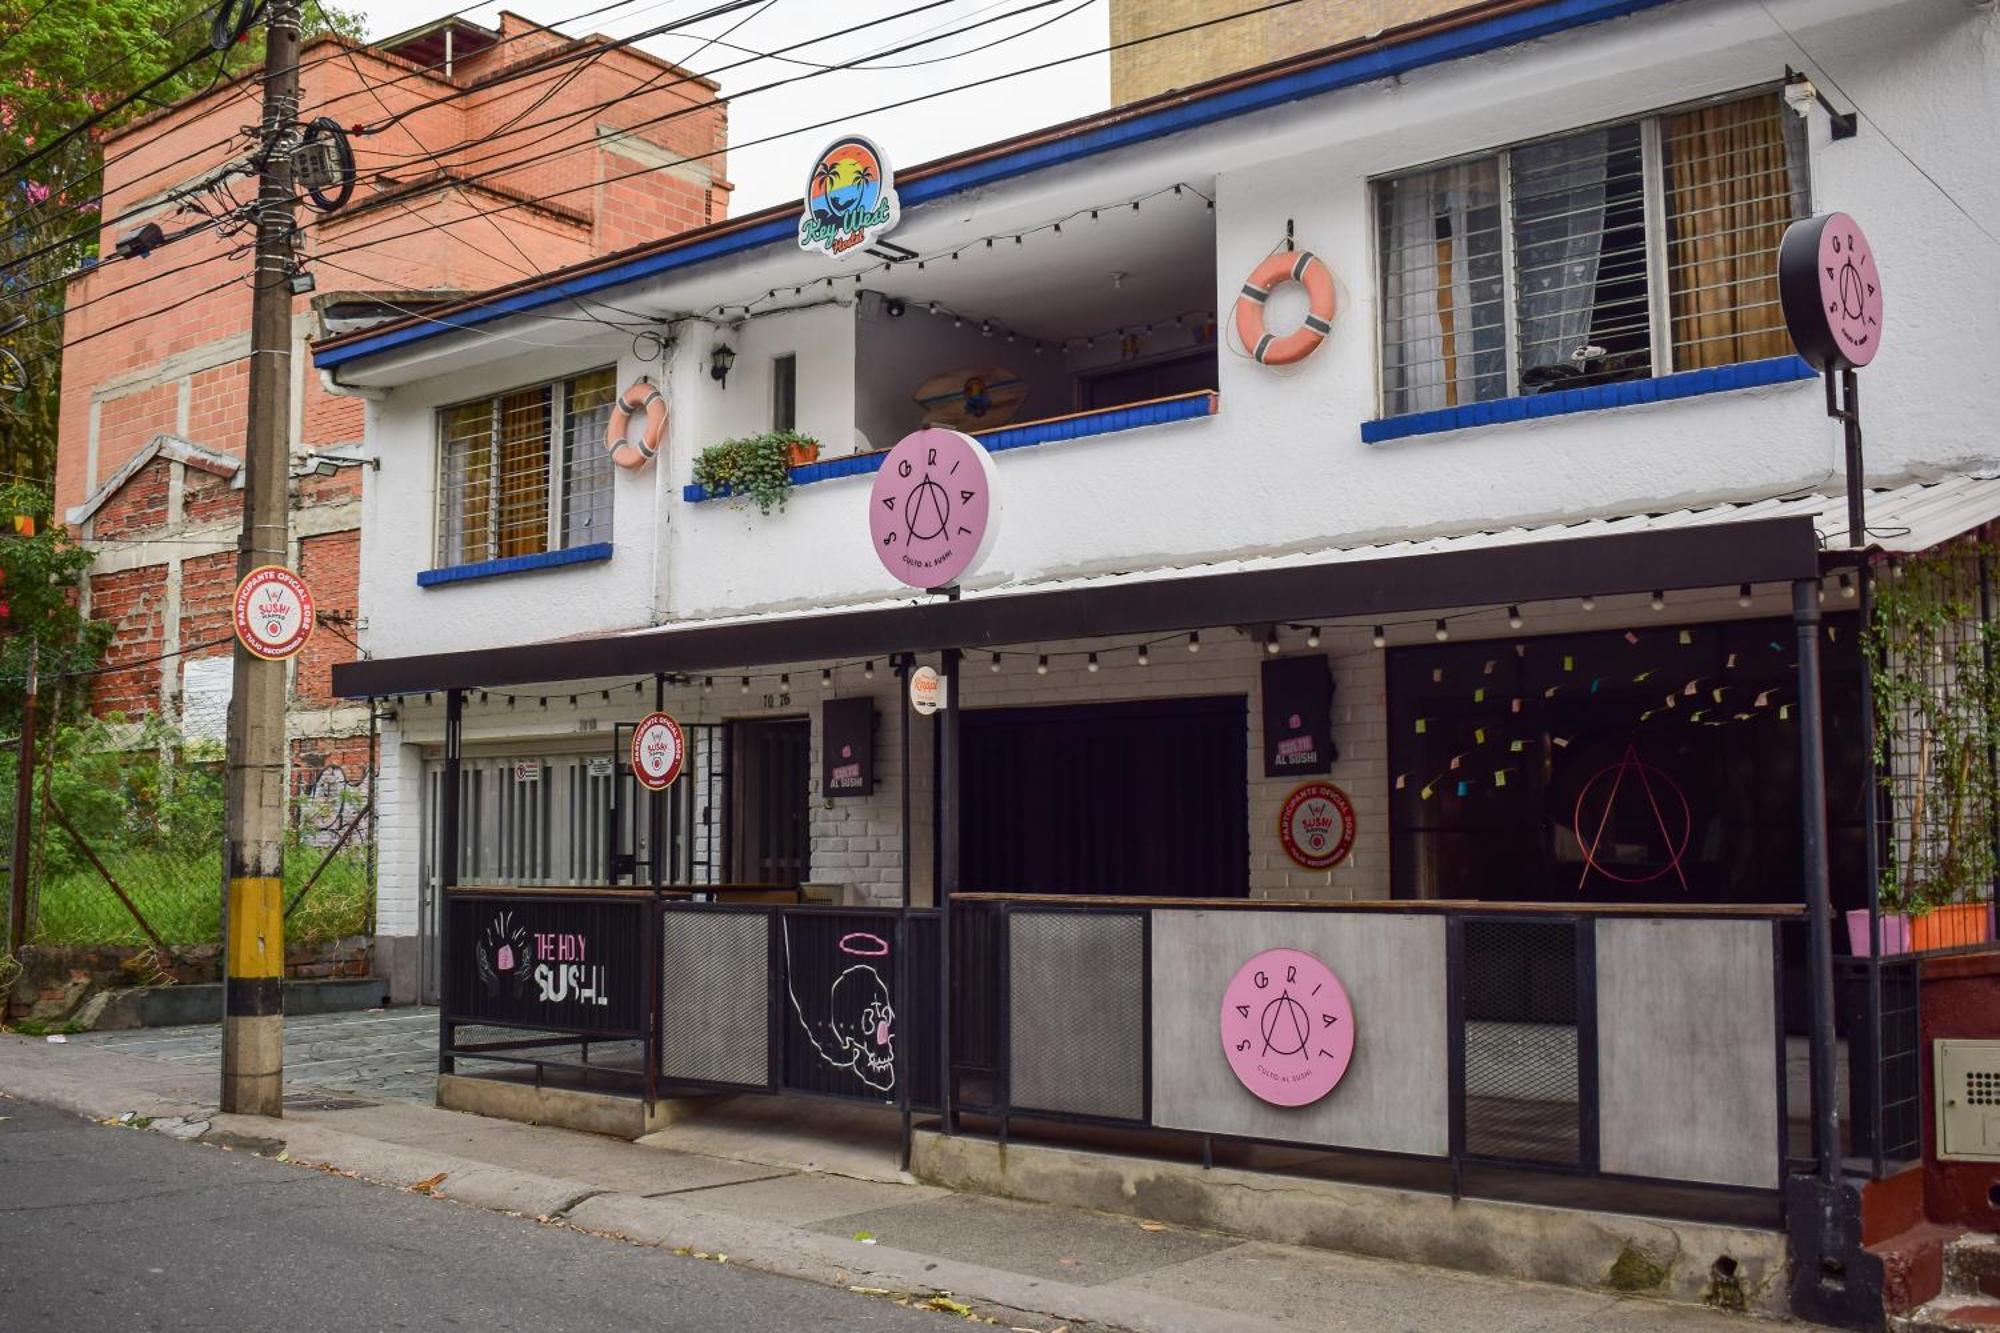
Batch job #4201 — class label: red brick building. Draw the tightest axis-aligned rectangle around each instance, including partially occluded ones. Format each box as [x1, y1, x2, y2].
[58, 12, 729, 811]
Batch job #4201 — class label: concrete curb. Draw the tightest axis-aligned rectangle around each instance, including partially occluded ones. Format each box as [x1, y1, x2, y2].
[76, 978, 391, 1031]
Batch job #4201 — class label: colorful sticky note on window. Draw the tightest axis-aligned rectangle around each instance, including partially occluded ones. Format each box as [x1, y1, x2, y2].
[1551, 735, 1570, 748]
[1474, 727, 1487, 744]
[1455, 780, 1470, 797]
[1433, 667, 1444, 683]
[1493, 769, 1509, 788]
[1634, 670, 1653, 682]
[1640, 710, 1654, 721]
[1544, 686, 1559, 698]
[1450, 753, 1463, 770]
[1726, 653, 1738, 669]
[1828, 625, 1839, 641]
[1690, 709, 1705, 722]
[1511, 697, 1523, 713]
[1589, 677, 1602, 693]
[1421, 783, 1435, 800]
[1769, 641, 1783, 652]
[1395, 773, 1408, 790]
[1563, 655, 1574, 672]
[1624, 631, 1639, 646]
[1415, 718, 1427, 734]
[1514, 643, 1526, 658]
[1780, 704, 1792, 719]
[1679, 630, 1693, 646]
[1474, 687, 1486, 703]
[1712, 687, 1727, 703]
[1684, 679, 1699, 696]
[1483, 659, 1497, 675]
[1509, 739, 1525, 752]
[1755, 690, 1772, 707]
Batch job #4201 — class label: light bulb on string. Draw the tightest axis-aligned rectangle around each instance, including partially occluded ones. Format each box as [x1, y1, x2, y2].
[1580, 595, 1597, 612]
[864, 660, 875, 680]
[1137, 644, 1150, 666]
[821, 668, 832, 687]
[1187, 631, 1200, 654]
[1087, 652, 1100, 672]
[1738, 583, 1753, 608]
[990, 653, 1002, 673]
[1037, 655, 1049, 675]
[1434, 620, 1450, 642]
[1306, 626, 1321, 648]
[1650, 591, 1665, 612]
[1507, 606, 1523, 630]
[1264, 627, 1280, 655]
[740, 676, 750, 694]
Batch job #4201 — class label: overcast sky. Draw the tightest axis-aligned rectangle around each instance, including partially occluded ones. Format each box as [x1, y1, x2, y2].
[355, 0, 1111, 212]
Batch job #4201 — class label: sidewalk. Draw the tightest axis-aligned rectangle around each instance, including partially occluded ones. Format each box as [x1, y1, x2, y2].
[0, 1027, 1813, 1333]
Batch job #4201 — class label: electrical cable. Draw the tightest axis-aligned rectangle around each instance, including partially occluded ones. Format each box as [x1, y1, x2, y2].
[32, 0, 1308, 354]
[0, 0, 61, 58]
[0, 40, 227, 187]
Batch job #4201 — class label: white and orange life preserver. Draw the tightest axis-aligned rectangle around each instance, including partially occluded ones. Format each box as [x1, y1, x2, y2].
[606, 379, 667, 470]
[1234, 249, 1337, 367]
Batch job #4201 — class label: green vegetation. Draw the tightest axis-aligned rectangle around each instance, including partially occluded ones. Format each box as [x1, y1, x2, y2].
[691, 430, 820, 514]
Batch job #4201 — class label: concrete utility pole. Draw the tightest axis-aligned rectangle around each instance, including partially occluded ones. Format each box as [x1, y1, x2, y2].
[8, 638, 35, 956]
[221, 0, 302, 1116]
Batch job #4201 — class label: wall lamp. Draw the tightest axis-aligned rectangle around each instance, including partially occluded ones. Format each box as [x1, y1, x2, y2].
[294, 451, 379, 478]
[709, 343, 736, 387]
[1784, 68, 1857, 139]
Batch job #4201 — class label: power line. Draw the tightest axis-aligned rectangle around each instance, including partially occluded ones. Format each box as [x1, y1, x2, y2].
[0, 40, 225, 187]
[40, 0, 1307, 356]
[0, 0, 61, 57]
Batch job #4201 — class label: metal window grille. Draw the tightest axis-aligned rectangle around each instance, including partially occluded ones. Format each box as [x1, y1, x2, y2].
[1375, 90, 1806, 416]
[1459, 920, 1583, 1165]
[435, 367, 617, 568]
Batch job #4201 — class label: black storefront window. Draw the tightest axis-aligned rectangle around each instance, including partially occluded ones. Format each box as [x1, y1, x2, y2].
[1386, 615, 1867, 909]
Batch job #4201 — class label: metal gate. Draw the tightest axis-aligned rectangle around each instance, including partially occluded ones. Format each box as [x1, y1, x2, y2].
[417, 726, 725, 1003]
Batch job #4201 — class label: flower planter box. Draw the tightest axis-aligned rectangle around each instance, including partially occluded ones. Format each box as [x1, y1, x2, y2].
[1844, 908, 1912, 956]
[1910, 901, 1995, 953]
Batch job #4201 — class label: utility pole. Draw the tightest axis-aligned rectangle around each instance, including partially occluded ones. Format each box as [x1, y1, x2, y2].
[222, 0, 302, 1116]
[8, 638, 35, 956]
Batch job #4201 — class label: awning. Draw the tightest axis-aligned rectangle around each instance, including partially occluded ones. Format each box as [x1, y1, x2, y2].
[331, 474, 2000, 698]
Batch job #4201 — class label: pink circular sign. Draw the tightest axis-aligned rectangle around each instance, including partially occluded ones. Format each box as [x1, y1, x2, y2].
[1780, 212, 1883, 370]
[1219, 947, 1354, 1107]
[868, 427, 1000, 590]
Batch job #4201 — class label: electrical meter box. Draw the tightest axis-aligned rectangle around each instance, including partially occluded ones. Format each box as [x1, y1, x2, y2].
[1936, 1039, 2000, 1162]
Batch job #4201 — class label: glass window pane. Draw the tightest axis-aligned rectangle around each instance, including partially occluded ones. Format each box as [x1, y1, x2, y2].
[772, 354, 797, 433]
[439, 401, 493, 567]
[495, 387, 551, 559]
[1510, 121, 1652, 393]
[1376, 157, 1507, 416]
[563, 368, 616, 548]
[1663, 92, 1808, 370]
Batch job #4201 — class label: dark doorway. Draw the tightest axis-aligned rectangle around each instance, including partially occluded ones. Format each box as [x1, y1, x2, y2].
[959, 696, 1248, 897]
[733, 718, 811, 885]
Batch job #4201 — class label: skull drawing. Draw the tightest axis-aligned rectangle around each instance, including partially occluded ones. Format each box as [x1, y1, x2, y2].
[827, 965, 895, 1091]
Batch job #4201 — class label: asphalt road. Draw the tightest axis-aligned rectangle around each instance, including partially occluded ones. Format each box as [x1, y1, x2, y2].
[0, 1098, 959, 1333]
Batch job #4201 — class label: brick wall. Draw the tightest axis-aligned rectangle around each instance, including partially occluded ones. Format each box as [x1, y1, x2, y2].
[176, 549, 237, 658]
[1110, 0, 1488, 103]
[89, 566, 167, 718]
[91, 457, 171, 539]
[181, 466, 239, 528]
[294, 528, 360, 706]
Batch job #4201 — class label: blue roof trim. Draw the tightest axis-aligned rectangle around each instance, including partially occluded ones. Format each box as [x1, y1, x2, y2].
[416, 541, 614, 587]
[685, 391, 1218, 503]
[1360, 356, 1818, 444]
[317, 0, 1677, 373]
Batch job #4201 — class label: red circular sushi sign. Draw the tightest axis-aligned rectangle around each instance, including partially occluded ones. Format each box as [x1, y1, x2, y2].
[1278, 781, 1355, 871]
[232, 565, 314, 660]
[631, 712, 686, 791]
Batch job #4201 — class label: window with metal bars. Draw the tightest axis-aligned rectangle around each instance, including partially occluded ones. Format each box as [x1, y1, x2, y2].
[436, 367, 616, 568]
[1375, 91, 1808, 418]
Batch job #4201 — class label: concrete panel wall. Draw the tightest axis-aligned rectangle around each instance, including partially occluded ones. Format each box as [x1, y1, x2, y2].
[1150, 910, 1447, 1155]
[1596, 918, 1779, 1189]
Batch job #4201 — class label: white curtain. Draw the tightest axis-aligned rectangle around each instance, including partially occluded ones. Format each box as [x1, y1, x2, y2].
[1380, 160, 1501, 414]
[1510, 129, 1611, 379]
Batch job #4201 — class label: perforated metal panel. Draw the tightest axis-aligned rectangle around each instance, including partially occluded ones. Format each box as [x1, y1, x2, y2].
[659, 911, 771, 1088]
[1937, 1039, 2000, 1162]
[1008, 911, 1145, 1122]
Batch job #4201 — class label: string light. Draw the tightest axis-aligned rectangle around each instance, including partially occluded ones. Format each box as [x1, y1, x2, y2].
[1264, 627, 1280, 655]
[740, 676, 750, 693]
[1839, 572, 1856, 599]
[1738, 583, 1753, 608]
[1305, 626, 1321, 648]
[1372, 626, 1386, 649]
[821, 668, 832, 686]
[990, 653, 1002, 673]
[1507, 606, 1523, 630]
[864, 660, 875, 680]
[1137, 644, 1150, 666]
[1650, 591, 1665, 612]
[1187, 632, 1200, 654]
[1037, 654, 1050, 675]
[703, 676, 713, 692]
[1087, 652, 1100, 672]
[1434, 620, 1450, 641]
[1580, 595, 1597, 612]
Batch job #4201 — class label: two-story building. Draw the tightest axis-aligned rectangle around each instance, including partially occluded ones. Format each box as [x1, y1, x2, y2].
[314, 0, 2000, 1323]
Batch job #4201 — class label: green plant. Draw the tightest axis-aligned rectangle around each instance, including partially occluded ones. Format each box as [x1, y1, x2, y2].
[691, 430, 817, 515]
[1865, 542, 2000, 916]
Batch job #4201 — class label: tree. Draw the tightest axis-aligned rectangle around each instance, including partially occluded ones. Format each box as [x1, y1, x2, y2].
[0, 0, 364, 483]
[0, 479, 109, 734]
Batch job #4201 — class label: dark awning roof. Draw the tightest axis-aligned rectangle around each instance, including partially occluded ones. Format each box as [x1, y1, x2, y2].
[332, 514, 1826, 697]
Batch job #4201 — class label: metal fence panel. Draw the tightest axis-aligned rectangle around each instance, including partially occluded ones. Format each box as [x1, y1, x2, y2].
[1007, 909, 1147, 1121]
[659, 907, 771, 1087]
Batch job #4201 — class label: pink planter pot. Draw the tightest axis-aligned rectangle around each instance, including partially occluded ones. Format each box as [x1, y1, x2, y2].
[1845, 908, 1912, 956]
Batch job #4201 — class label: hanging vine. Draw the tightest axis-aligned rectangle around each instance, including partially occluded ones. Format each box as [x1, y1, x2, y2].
[1864, 539, 2000, 914]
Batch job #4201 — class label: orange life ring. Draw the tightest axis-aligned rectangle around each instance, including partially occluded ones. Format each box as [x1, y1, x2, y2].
[1234, 250, 1336, 367]
[606, 380, 666, 470]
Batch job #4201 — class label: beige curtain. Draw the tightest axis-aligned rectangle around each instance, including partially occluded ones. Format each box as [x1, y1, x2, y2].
[1664, 93, 1799, 370]
[495, 387, 551, 558]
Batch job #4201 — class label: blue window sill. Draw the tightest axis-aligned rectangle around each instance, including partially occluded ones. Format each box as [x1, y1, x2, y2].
[417, 541, 614, 587]
[683, 390, 1220, 503]
[1360, 356, 1817, 444]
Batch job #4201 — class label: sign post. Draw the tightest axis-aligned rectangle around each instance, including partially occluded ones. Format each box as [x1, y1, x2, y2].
[1779, 211, 1884, 548]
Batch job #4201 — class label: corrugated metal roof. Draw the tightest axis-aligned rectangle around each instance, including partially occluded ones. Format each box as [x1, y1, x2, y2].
[599, 473, 2000, 644]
